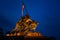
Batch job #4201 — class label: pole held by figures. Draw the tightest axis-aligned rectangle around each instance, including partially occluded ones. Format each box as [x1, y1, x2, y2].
[22, 3, 24, 17]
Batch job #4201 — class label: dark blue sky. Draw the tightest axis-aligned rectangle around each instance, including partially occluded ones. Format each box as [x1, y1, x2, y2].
[0, 0, 60, 40]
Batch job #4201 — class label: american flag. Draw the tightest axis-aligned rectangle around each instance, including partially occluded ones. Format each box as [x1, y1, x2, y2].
[22, 4, 24, 17]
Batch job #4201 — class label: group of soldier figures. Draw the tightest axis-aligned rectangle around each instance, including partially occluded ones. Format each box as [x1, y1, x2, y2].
[11, 14, 38, 35]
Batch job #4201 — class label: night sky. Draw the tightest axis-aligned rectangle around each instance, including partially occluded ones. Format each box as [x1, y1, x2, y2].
[0, 0, 60, 40]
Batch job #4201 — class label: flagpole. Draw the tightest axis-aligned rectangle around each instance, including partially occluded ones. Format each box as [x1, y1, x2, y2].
[22, 0, 24, 17]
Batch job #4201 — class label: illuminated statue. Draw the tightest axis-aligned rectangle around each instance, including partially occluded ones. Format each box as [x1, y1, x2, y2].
[6, 1, 42, 37]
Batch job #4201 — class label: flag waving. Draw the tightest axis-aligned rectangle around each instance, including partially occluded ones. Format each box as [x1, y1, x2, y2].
[22, 3, 24, 17]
